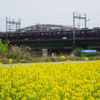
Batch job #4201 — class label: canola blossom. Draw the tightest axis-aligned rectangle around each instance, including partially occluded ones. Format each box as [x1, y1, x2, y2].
[84, 57, 89, 61]
[0, 61, 100, 100]
[61, 55, 65, 59]
[9, 59, 13, 64]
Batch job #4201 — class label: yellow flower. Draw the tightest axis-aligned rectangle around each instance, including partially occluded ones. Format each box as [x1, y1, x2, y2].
[84, 57, 88, 61]
[61, 55, 65, 59]
[0, 60, 100, 100]
[21, 97, 28, 100]
[9, 59, 13, 63]
[6, 97, 12, 100]
[41, 98, 46, 100]
[0, 63, 2, 66]
[71, 96, 77, 100]
[88, 96, 95, 100]
[66, 59, 70, 62]
[64, 98, 68, 100]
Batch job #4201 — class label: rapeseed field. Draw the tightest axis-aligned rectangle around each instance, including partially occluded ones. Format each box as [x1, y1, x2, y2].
[0, 61, 100, 100]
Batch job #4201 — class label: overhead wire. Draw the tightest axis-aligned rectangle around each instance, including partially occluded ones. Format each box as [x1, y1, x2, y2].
[0, 12, 100, 31]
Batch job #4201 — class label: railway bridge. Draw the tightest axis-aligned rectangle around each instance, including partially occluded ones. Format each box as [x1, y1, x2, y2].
[10, 37, 100, 55]
[0, 24, 100, 55]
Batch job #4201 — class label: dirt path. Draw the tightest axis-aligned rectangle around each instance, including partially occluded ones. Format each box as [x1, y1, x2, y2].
[1, 61, 95, 67]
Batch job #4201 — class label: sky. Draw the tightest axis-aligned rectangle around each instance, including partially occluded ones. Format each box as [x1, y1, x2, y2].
[0, 0, 100, 31]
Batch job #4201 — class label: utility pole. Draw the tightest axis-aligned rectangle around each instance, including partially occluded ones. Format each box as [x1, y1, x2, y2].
[6, 17, 21, 41]
[6, 17, 21, 32]
[73, 12, 75, 47]
[73, 12, 89, 47]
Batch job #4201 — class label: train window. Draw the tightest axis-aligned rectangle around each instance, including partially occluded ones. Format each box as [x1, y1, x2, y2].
[34, 33, 36, 35]
[41, 33, 44, 35]
[10, 34, 13, 36]
[20, 34, 23, 36]
[53, 32, 56, 35]
[69, 31, 71, 34]
[87, 31, 90, 33]
[49, 32, 52, 35]
[1, 34, 5, 37]
[62, 37, 67, 39]
[82, 31, 84, 33]
[75, 33, 78, 35]
[69, 31, 72, 34]
[36, 33, 39, 36]
[91, 30, 94, 33]
[95, 30, 98, 33]
[24, 38, 29, 40]
[37, 33, 39, 35]
[77, 31, 80, 34]
[57, 32, 60, 34]
[13, 34, 15, 36]
[30, 33, 33, 36]
[15, 34, 19, 36]
[45, 33, 48, 35]
[63, 32, 67, 34]
[27, 33, 30, 36]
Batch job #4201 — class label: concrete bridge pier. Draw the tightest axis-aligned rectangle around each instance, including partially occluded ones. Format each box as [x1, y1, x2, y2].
[42, 49, 48, 57]
[42, 49, 55, 57]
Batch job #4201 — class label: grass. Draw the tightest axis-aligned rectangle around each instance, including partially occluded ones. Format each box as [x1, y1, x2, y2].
[0, 46, 100, 64]
[0, 55, 100, 64]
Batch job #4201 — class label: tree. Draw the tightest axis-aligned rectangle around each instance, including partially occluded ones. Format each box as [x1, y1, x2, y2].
[0, 39, 9, 56]
[72, 48, 83, 56]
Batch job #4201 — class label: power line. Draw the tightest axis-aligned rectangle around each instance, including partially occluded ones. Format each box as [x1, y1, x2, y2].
[0, 12, 100, 31]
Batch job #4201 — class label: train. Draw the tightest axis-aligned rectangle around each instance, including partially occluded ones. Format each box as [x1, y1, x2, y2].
[0, 28, 100, 42]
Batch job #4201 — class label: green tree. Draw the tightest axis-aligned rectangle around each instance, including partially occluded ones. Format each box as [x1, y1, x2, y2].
[0, 39, 9, 57]
[72, 48, 83, 56]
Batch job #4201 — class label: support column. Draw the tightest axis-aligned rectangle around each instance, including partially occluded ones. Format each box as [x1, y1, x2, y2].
[42, 49, 47, 57]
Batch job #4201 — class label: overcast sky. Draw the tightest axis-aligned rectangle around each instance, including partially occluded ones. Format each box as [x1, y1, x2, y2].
[0, 0, 100, 31]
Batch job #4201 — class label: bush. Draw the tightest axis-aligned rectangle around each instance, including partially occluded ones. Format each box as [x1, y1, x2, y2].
[72, 48, 83, 56]
[83, 52, 96, 57]
[0, 39, 9, 57]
